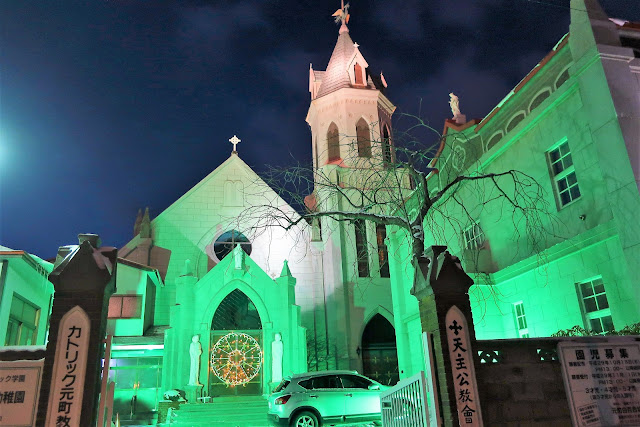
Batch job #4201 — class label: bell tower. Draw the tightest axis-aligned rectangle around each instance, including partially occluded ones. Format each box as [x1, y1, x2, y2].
[304, 3, 398, 373]
[305, 2, 396, 176]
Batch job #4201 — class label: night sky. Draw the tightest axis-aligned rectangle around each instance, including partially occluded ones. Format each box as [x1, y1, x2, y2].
[2, 0, 639, 259]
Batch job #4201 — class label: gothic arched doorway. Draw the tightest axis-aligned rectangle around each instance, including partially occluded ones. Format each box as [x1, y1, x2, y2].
[209, 289, 263, 396]
[361, 314, 399, 386]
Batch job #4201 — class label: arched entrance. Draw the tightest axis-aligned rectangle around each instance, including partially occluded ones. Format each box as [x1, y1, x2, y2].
[209, 289, 263, 396]
[361, 314, 399, 386]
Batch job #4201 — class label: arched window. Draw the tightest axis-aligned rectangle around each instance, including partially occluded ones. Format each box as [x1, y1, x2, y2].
[354, 63, 364, 85]
[555, 68, 570, 90]
[529, 89, 551, 113]
[356, 118, 371, 157]
[506, 112, 526, 133]
[213, 230, 251, 261]
[485, 132, 503, 152]
[212, 289, 262, 330]
[382, 125, 392, 163]
[327, 123, 340, 162]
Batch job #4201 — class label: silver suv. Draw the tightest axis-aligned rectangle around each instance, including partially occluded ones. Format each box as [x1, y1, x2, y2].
[267, 370, 389, 427]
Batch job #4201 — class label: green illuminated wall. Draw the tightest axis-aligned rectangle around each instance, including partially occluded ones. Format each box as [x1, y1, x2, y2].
[388, 0, 640, 378]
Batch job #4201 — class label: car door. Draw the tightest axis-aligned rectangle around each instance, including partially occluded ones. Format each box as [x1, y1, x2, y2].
[304, 374, 345, 422]
[339, 374, 382, 421]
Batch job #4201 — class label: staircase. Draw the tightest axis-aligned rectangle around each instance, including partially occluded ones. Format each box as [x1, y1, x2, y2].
[164, 395, 269, 427]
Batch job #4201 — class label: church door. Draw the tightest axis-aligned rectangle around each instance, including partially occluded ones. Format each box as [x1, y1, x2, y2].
[361, 314, 399, 386]
[209, 289, 263, 396]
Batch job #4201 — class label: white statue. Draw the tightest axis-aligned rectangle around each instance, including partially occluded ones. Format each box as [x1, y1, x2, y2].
[189, 335, 202, 386]
[272, 333, 284, 384]
[449, 93, 461, 118]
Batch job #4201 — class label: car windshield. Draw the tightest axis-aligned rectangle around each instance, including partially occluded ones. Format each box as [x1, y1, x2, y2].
[273, 379, 290, 393]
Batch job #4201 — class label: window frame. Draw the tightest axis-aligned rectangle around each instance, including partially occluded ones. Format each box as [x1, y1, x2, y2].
[327, 123, 341, 162]
[547, 140, 581, 208]
[356, 118, 372, 158]
[108, 295, 143, 319]
[6, 293, 40, 346]
[462, 222, 485, 251]
[381, 125, 392, 164]
[376, 224, 390, 278]
[576, 277, 613, 334]
[513, 301, 529, 338]
[354, 219, 370, 277]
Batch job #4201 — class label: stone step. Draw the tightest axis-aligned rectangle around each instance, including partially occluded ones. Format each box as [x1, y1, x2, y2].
[164, 396, 269, 427]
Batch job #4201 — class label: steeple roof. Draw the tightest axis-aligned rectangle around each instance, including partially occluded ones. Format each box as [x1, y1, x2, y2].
[316, 30, 358, 98]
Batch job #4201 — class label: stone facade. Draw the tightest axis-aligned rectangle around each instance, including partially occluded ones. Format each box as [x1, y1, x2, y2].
[387, 0, 640, 379]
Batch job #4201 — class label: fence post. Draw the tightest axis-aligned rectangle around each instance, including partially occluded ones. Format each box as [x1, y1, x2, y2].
[410, 246, 477, 427]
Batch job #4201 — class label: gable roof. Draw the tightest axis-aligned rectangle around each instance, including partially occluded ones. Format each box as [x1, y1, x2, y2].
[151, 153, 261, 223]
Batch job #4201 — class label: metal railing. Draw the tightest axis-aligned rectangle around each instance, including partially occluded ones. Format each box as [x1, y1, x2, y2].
[380, 370, 430, 427]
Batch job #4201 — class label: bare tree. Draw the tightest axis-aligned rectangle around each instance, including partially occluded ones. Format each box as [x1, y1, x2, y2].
[238, 113, 557, 281]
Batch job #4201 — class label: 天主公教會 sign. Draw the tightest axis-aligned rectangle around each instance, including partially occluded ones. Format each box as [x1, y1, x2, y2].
[445, 305, 483, 426]
[559, 340, 640, 426]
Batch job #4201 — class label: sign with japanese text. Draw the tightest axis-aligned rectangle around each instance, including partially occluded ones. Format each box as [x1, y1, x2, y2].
[45, 306, 91, 427]
[445, 305, 483, 426]
[0, 359, 43, 427]
[559, 341, 640, 426]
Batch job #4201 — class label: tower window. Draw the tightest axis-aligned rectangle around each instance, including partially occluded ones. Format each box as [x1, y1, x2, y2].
[354, 63, 364, 85]
[376, 224, 389, 278]
[382, 125, 392, 163]
[327, 123, 340, 162]
[356, 118, 371, 157]
[354, 220, 369, 277]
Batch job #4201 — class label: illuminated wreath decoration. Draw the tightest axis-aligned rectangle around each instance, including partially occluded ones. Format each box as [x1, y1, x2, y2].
[210, 332, 263, 387]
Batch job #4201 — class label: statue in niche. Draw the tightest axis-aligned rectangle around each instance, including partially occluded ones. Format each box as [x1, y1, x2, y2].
[272, 333, 284, 384]
[189, 335, 202, 386]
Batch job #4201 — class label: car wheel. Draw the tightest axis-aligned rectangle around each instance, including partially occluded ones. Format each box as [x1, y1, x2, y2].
[291, 411, 321, 427]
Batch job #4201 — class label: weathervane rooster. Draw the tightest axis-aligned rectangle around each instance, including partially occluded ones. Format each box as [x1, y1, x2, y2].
[332, 1, 350, 25]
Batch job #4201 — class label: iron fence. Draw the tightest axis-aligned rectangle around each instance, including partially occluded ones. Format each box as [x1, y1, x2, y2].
[380, 370, 430, 426]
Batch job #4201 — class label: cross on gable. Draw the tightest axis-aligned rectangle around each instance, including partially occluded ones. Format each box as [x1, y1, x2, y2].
[229, 135, 241, 153]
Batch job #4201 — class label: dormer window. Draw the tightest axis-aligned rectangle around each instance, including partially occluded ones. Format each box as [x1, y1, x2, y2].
[347, 47, 369, 87]
[354, 63, 364, 86]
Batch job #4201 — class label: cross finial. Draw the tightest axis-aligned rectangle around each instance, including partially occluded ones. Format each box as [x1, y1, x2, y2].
[229, 135, 241, 154]
[353, 42, 359, 49]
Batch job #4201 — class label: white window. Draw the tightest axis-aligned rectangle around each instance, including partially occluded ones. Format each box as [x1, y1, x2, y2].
[577, 277, 614, 334]
[513, 302, 529, 338]
[463, 223, 485, 250]
[6, 295, 40, 346]
[548, 141, 581, 207]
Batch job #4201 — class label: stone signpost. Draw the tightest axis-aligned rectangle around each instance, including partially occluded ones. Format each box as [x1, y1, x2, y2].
[36, 235, 117, 426]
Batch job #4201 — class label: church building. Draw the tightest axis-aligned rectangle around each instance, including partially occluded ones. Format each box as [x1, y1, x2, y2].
[106, 5, 400, 416]
[1, 0, 639, 424]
